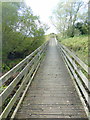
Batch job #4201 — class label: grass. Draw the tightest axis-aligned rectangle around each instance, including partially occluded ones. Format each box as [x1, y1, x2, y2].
[59, 35, 88, 65]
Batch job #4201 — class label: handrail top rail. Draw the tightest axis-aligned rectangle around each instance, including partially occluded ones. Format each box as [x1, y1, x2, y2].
[0, 41, 48, 85]
[58, 42, 89, 74]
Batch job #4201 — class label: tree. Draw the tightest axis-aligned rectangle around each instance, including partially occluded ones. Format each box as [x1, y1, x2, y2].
[75, 20, 88, 35]
[2, 2, 21, 61]
[51, 0, 87, 37]
[2, 2, 46, 72]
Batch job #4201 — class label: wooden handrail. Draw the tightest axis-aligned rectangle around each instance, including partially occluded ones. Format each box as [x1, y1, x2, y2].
[57, 41, 90, 118]
[61, 44, 89, 74]
[0, 42, 48, 86]
[0, 41, 49, 119]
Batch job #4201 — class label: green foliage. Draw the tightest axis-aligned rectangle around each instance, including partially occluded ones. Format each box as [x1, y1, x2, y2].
[0, 85, 7, 93]
[2, 2, 46, 74]
[60, 35, 88, 65]
[75, 21, 88, 35]
[51, 0, 88, 37]
[2, 2, 19, 26]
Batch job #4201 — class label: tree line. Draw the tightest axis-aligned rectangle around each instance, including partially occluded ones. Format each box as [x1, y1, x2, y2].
[2, 2, 47, 73]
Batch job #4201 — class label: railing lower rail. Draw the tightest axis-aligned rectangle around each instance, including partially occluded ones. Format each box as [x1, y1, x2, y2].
[57, 41, 90, 119]
[0, 41, 49, 119]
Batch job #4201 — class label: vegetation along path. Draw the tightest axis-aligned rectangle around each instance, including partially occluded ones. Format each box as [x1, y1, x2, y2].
[15, 38, 87, 119]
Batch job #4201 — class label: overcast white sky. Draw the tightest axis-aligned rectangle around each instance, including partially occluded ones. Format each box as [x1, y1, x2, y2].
[24, 0, 89, 34]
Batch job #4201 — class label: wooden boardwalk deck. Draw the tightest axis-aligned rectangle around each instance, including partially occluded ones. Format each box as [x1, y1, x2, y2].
[15, 38, 87, 119]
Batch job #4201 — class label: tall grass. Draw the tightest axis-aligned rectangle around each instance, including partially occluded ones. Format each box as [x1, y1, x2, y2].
[60, 35, 88, 65]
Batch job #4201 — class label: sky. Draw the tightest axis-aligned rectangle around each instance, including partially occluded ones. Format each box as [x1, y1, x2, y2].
[24, 0, 89, 34]
[24, 0, 60, 34]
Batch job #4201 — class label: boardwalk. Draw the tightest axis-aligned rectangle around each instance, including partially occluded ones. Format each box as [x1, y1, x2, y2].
[15, 38, 87, 119]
